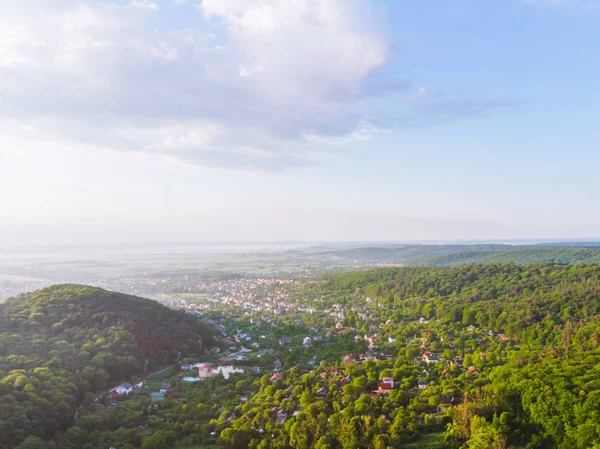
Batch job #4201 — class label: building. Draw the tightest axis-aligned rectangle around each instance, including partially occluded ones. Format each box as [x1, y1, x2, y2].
[276, 410, 288, 424]
[468, 366, 480, 375]
[181, 364, 193, 371]
[151, 392, 165, 400]
[270, 373, 283, 382]
[418, 380, 427, 390]
[197, 363, 213, 378]
[112, 383, 133, 395]
[303, 336, 312, 346]
[377, 382, 392, 395]
[342, 354, 356, 365]
[424, 354, 440, 363]
[279, 337, 292, 346]
[381, 377, 394, 388]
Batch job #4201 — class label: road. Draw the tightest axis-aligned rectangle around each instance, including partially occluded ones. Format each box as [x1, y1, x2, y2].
[94, 362, 180, 402]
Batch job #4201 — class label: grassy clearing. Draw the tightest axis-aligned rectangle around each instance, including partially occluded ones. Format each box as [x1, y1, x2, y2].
[401, 432, 444, 448]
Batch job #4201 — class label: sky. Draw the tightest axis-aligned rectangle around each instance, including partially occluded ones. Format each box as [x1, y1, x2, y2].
[1, 0, 599, 245]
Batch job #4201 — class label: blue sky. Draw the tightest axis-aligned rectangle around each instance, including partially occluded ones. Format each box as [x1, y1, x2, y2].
[0, 0, 599, 245]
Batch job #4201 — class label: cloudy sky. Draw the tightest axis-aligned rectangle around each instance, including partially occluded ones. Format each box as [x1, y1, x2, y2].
[1, 0, 599, 245]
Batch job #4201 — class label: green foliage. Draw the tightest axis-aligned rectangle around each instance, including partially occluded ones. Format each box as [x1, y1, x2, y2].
[0, 284, 214, 448]
[221, 264, 600, 449]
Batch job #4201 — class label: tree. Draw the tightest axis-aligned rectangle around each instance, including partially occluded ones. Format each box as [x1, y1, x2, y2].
[16, 436, 49, 449]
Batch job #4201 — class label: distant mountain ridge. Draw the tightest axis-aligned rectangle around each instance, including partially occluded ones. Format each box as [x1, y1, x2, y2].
[304, 244, 600, 266]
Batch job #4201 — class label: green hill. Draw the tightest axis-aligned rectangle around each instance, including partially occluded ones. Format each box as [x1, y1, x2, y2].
[0, 284, 214, 448]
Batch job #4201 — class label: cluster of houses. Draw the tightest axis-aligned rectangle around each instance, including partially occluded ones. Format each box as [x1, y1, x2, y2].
[106, 379, 168, 403]
[341, 352, 395, 366]
[171, 278, 305, 319]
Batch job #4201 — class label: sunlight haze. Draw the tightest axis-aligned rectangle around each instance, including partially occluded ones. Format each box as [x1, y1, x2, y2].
[1, 0, 599, 244]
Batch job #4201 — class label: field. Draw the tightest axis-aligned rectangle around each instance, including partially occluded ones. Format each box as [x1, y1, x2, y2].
[401, 433, 444, 448]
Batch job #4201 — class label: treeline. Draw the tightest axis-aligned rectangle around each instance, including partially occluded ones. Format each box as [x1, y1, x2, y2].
[0, 285, 214, 449]
[310, 245, 600, 267]
[316, 264, 600, 345]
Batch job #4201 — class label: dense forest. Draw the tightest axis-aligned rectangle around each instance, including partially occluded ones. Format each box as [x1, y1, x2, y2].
[5, 265, 600, 448]
[0, 285, 214, 449]
[220, 264, 600, 449]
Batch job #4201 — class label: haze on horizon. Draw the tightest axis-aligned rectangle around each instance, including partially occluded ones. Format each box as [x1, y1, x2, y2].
[1, 0, 599, 246]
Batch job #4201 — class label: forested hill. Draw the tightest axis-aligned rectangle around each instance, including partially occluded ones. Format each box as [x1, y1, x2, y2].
[212, 264, 600, 449]
[313, 264, 600, 333]
[0, 285, 213, 448]
[308, 244, 600, 267]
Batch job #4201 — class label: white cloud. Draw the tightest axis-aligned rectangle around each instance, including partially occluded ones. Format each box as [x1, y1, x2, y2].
[0, 0, 390, 171]
[129, 0, 159, 9]
[0, 1, 516, 172]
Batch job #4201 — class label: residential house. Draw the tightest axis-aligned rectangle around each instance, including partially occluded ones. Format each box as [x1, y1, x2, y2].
[468, 366, 480, 375]
[150, 392, 165, 400]
[303, 337, 312, 347]
[197, 363, 213, 378]
[424, 353, 440, 364]
[270, 373, 284, 382]
[418, 380, 427, 390]
[112, 383, 133, 395]
[342, 354, 357, 365]
[279, 337, 292, 346]
[316, 386, 328, 397]
[381, 377, 394, 388]
[180, 364, 193, 371]
[388, 337, 397, 343]
[276, 410, 288, 424]
[377, 382, 392, 395]
[340, 375, 352, 386]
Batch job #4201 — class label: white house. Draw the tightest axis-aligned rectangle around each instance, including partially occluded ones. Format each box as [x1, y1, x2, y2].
[303, 337, 312, 346]
[425, 354, 440, 363]
[388, 337, 397, 343]
[113, 383, 133, 395]
[382, 377, 395, 388]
